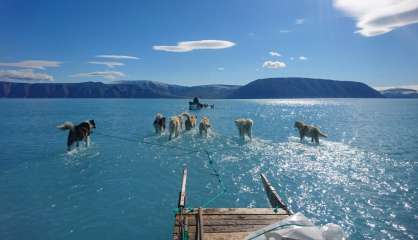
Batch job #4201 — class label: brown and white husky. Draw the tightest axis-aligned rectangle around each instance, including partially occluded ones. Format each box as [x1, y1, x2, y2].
[181, 112, 197, 131]
[199, 117, 211, 137]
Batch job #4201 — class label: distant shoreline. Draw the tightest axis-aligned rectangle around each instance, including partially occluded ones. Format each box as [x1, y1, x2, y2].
[0, 77, 387, 99]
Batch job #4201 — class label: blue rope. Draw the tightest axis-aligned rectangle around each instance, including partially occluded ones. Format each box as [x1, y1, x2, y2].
[95, 131, 228, 209]
[200, 150, 227, 208]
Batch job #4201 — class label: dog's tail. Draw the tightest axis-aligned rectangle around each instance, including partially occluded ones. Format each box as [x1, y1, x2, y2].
[319, 131, 327, 138]
[181, 112, 191, 119]
[57, 121, 74, 131]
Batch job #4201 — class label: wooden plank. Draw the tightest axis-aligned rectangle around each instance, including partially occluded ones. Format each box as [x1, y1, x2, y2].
[260, 173, 291, 214]
[178, 168, 188, 209]
[177, 232, 250, 240]
[204, 232, 252, 240]
[183, 208, 289, 215]
[176, 218, 285, 227]
[197, 208, 204, 240]
[175, 223, 276, 234]
[176, 214, 288, 223]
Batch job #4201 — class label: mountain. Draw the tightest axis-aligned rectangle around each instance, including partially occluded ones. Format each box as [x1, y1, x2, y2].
[0, 78, 383, 98]
[113, 80, 240, 98]
[0, 81, 171, 98]
[228, 78, 383, 98]
[380, 88, 418, 98]
[0, 80, 239, 98]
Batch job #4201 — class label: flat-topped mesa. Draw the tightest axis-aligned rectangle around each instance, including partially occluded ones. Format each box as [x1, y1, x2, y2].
[172, 168, 292, 240]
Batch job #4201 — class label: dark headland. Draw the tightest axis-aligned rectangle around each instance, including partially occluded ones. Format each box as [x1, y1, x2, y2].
[0, 77, 383, 98]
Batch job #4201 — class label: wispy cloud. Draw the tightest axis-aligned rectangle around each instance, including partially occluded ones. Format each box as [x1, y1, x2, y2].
[334, 0, 418, 37]
[374, 84, 418, 91]
[88, 61, 124, 68]
[0, 60, 61, 70]
[153, 40, 236, 52]
[217, 67, 225, 71]
[269, 51, 281, 57]
[279, 30, 291, 33]
[299, 56, 308, 60]
[290, 57, 295, 61]
[296, 18, 305, 24]
[95, 55, 139, 60]
[0, 69, 53, 81]
[71, 71, 125, 80]
[262, 61, 286, 69]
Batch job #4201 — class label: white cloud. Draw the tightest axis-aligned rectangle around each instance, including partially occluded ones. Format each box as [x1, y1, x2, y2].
[374, 84, 418, 91]
[280, 30, 291, 33]
[262, 61, 286, 69]
[299, 56, 308, 60]
[290, 57, 295, 61]
[269, 51, 281, 57]
[0, 60, 61, 70]
[0, 69, 53, 81]
[296, 18, 305, 24]
[95, 55, 139, 60]
[153, 40, 236, 52]
[71, 71, 125, 80]
[334, 0, 418, 37]
[88, 61, 124, 68]
[217, 67, 225, 71]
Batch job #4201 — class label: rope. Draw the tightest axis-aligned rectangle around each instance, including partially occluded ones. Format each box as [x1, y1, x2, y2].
[94, 131, 227, 209]
[95, 132, 199, 155]
[200, 150, 227, 208]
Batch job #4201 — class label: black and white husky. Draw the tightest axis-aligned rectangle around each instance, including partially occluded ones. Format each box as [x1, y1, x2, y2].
[57, 120, 96, 151]
[153, 113, 166, 135]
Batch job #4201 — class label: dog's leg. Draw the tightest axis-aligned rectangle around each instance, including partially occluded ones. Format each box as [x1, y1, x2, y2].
[248, 127, 252, 140]
[67, 133, 73, 150]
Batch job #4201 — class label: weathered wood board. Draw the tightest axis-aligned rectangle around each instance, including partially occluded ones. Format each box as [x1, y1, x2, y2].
[173, 208, 291, 240]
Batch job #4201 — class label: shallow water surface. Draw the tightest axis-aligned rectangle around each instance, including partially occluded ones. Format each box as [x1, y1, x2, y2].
[0, 99, 417, 240]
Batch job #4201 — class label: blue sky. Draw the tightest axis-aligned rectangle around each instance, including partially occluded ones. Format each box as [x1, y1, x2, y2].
[0, 0, 417, 89]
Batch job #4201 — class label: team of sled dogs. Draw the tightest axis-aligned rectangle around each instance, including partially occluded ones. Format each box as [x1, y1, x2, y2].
[57, 115, 327, 150]
[152, 113, 327, 143]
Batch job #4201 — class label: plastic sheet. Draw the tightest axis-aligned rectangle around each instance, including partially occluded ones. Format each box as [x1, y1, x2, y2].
[245, 212, 345, 240]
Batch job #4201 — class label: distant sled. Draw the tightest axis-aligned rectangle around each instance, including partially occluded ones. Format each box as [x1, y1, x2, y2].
[188, 97, 214, 110]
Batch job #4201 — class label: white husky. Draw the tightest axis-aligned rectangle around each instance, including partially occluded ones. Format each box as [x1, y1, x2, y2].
[234, 118, 253, 140]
